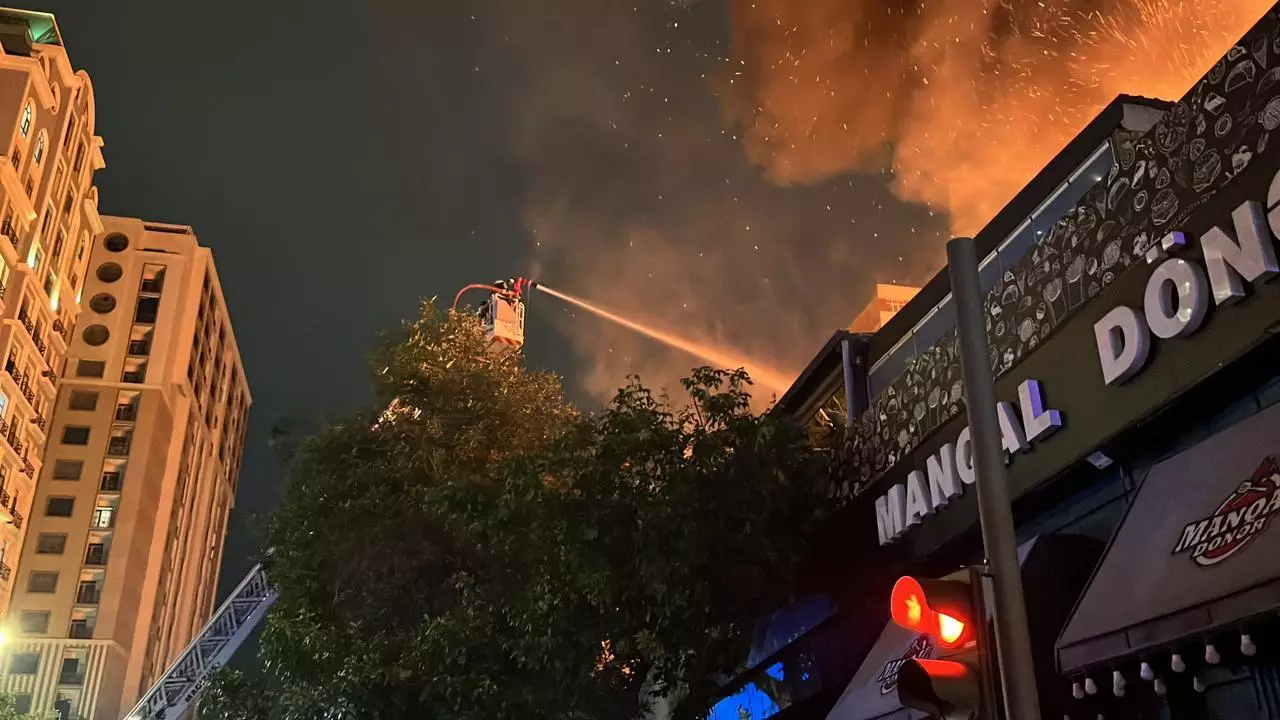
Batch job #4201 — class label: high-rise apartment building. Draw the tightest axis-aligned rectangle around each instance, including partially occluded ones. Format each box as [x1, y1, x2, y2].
[1, 218, 250, 719]
[848, 283, 921, 333]
[0, 9, 105, 620]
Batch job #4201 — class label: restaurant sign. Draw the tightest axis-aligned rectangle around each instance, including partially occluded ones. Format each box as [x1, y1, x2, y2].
[876, 167, 1280, 548]
[1173, 455, 1280, 567]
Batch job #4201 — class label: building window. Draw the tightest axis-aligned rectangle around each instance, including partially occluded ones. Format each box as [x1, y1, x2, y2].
[60, 426, 89, 446]
[91, 506, 114, 529]
[141, 264, 166, 294]
[107, 427, 132, 457]
[19, 610, 49, 634]
[84, 543, 106, 566]
[32, 131, 45, 166]
[35, 533, 65, 554]
[26, 571, 57, 593]
[19, 101, 32, 138]
[122, 358, 147, 385]
[75, 360, 105, 378]
[45, 497, 74, 517]
[100, 470, 122, 492]
[68, 618, 92, 640]
[68, 391, 98, 411]
[8, 652, 38, 674]
[134, 296, 159, 324]
[51, 459, 82, 480]
[12, 694, 30, 714]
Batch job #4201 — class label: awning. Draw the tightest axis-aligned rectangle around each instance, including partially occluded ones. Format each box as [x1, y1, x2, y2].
[823, 620, 934, 720]
[1057, 400, 1280, 674]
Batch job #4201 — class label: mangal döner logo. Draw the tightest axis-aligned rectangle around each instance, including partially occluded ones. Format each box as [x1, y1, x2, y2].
[1173, 456, 1280, 567]
[876, 634, 934, 695]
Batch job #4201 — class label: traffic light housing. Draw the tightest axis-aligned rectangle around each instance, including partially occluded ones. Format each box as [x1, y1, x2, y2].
[888, 568, 989, 720]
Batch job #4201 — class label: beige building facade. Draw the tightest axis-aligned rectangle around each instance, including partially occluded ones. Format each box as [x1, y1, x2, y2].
[0, 218, 250, 719]
[0, 10, 106, 621]
[848, 283, 921, 334]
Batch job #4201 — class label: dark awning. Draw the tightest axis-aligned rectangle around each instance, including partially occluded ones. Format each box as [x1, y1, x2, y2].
[1057, 400, 1280, 674]
[822, 620, 933, 720]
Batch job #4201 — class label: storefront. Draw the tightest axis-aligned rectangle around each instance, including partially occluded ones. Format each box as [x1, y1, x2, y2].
[741, 4, 1280, 719]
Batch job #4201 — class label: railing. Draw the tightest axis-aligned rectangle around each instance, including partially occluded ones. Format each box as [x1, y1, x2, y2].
[0, 488, 11, 508]
[0, 562, 11, 582]
[32, 415, 45, 430]
[12, 508, 23, 529]
[21, 379, 35, 405]
[31, 334, 46, 355]
[22, 460, 34, 478]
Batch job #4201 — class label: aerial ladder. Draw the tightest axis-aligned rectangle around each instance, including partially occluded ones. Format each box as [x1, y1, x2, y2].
[122, 565, 277, 720]
[124, 280, 533, 719]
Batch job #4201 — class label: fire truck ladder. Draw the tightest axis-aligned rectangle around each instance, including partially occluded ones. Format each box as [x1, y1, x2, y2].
[123, 564, 278, 720]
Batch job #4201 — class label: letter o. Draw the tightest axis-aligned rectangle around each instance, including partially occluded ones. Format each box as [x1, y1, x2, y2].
[1144, 258, 1210, 339]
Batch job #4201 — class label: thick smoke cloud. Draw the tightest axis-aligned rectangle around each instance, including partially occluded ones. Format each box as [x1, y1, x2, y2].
[724, 0, 1274, 233]
[481, 0, 1270, 407]
[487, 0, 945, 405]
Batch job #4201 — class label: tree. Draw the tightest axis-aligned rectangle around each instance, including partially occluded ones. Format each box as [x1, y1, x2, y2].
[0, 692, 58, 720]
[205, 300, 833, 720]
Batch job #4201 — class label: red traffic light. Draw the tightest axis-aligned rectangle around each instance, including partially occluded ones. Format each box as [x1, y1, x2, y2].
[890, 576, 974, 649]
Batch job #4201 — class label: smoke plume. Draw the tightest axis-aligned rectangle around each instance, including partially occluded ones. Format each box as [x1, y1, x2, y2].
[723, 0, 1274, 233]
[482, 0, 1270, 407]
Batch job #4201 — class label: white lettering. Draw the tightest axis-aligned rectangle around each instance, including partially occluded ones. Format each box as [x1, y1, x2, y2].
[997, 401, 1028, 458]
[1018, 379, 1062, 443]
[904, 470, 932, 527]
[875, 485, 906, 545]
[1094, 306, 1151, 386]
[927, 444, 962, 510]
[1202, 201, 1279, 306]
[1143, 257, 1210, 339]
[955, 427, 976, 486]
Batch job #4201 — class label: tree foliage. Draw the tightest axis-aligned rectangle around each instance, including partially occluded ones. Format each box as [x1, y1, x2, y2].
[0, 692, 57, 720]
[205, 300, 833, 719]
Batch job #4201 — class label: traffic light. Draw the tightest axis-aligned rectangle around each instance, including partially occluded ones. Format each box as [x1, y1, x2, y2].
[888, 567, 989, 720]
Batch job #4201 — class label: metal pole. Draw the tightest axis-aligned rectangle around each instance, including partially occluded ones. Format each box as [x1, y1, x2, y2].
[841, 338, 858, 428]
[946, 237, 1042, 720]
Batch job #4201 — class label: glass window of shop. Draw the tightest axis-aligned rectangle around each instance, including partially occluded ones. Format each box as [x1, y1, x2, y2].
[866, 142, 1114, 401]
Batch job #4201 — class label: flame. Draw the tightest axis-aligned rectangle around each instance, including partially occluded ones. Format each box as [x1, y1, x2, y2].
[723, 0, 1274, 235]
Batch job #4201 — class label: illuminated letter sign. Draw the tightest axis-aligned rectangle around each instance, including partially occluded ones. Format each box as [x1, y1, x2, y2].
[1094, 169, 1280, 386]
[873, 379, 1062, 545]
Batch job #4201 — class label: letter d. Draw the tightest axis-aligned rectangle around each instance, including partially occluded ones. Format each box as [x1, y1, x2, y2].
[1094, 306, 1151, 386]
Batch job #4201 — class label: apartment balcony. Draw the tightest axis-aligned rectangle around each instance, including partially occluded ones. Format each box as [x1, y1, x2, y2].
[83, 545, 106, 566]
[74, 584, 99, 605]
[11, 508, 22, 529]
[121, 371, 144, 384]
[106, 438, 130, 457]
[30, 413, 45, 430]
[67, 621, 92, 640]
[114, 405, 137, 422]
[99, 472, 121, 492]
[127, 340, 151, 357]
[0, 561, 10, 583]
[30, 334, 45, 355]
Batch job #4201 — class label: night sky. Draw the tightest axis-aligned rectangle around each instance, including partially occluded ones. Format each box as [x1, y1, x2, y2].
[22, 0, 1267, 643]
[19, 0, 948, 609]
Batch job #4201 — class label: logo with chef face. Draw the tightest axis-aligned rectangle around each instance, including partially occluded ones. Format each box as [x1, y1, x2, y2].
[1173, 456, 1280, 566]
[877, 634, 934, 695]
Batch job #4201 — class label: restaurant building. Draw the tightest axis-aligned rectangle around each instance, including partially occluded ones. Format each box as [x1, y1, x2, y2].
[710, 4, 1280, 719]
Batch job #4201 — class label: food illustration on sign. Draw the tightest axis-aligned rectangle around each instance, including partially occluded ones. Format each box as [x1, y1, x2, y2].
[1173, 456, 1280, 566]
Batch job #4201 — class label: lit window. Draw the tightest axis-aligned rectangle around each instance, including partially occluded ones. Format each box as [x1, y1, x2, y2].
[19, 101, 32, 138]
